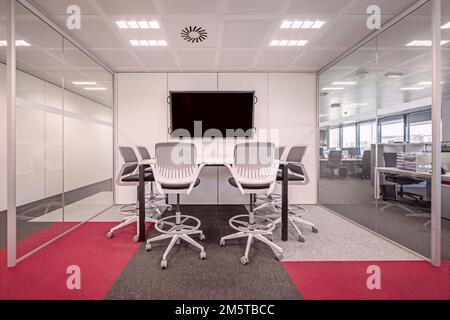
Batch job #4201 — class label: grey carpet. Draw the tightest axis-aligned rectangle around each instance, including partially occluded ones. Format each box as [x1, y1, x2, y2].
[105, 205, 302, 300]
[319, 176, 450, 260]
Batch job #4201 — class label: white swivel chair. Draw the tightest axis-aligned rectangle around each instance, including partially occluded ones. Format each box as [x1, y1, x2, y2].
[220, 142, 283, 265]
[258, 146, 318, 242]
[106, 146, 161, 241]
[145, 142, 206, 269]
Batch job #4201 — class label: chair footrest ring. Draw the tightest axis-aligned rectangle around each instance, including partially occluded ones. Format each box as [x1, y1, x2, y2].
[228, 214, 275, 234]
[155, 215, 202, 235]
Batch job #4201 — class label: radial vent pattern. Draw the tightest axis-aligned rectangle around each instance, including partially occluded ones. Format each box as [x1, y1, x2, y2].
[181, 26, 208, 43]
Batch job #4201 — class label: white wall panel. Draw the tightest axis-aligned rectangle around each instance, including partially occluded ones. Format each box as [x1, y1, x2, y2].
[268, 73, 317, 204]
[116, 73, 168, 204]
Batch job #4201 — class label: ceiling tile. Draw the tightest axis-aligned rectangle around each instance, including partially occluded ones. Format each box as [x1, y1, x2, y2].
[96, 0, 156, 15]
[134, 49, 177, 67]
[219, 49, 258, 68]
[94, 49, 142, 69]
[346, 0, 418, 15]
[222, 20, 273, 48]
[30, 0, 98, 15]
[256, 50, 300, 67]
[227, 0, 284, 15]
[164, 17, 217, 48]
[161, 0, 218, 15]
[288, 0, 351, 15]
[177, 49, 215, 67]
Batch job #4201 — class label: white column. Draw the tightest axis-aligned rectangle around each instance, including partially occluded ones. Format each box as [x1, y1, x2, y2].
[6, 0, 16, 268]
[431, 0, 442, 267]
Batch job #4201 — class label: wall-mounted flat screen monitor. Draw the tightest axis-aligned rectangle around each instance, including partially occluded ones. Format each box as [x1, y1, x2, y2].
[170, 91, 255, 138]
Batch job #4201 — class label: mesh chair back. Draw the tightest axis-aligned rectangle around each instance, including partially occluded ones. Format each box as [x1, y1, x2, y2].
[275, 146, 286, 160]
[285, 146, 307, 163]
[154, 142, 198, 181]
[384, 152, 397, 168]
[232, 142, 278, 185]
[328, 150, 342, 166]
[136, 146, 151, 160]
[118, 146, 139, 176]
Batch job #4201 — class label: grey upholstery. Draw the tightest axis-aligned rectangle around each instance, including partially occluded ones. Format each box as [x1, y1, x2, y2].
[161, 178, 200, 190]
[136, 146, 152, 160]
[118, 146, 139, 177]
[228, 177, 270, 190]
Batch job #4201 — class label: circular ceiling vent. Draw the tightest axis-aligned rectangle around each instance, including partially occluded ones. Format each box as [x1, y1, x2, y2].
[181, 26, 208, 43]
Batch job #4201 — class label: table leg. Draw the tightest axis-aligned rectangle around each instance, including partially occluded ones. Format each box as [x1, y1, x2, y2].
[281, 164, 288, 241]
[138, 164, 146, 242]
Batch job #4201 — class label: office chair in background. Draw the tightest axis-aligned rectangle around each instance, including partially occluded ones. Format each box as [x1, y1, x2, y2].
[272, 146, 318, 242]
[136, 145, 171, 212]
[383, 152, 424, 202]
[145, 142, 206, 269]
[220, 142, 283, 265]
[324, 150, 343, 178]
[358, 150, 371, 179]
[107, 146, 162, 241]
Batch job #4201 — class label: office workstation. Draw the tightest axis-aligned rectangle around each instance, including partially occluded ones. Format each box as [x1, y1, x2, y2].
[0, 0, 449, 304]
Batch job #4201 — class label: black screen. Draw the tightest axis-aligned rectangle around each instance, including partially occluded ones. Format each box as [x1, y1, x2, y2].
[170, 91, 254, 138]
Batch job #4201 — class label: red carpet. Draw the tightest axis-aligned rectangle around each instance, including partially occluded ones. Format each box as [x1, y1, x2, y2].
[283, 260, 450, 300]
[0, 222, 151, 300]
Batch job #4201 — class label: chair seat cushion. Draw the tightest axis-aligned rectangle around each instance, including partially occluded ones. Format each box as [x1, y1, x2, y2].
[276, 171, 305, 182]
[122, 172, 154, 182]
[161, 178, 200, 190]
[228, 177, 270, 190]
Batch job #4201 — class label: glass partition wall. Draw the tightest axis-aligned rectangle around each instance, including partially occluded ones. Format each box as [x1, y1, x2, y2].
[319, 1, 444, 260]
[1, 1, 113, 264]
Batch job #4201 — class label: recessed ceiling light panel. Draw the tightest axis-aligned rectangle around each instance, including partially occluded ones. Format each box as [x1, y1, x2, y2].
[116, 20, 160, 29]
[406, 40, 449, 47]
[270, 39, 308, 47]
[129, 39, 167, 47]
[280, 20, 325, 29]
[0, 40, 30, 46]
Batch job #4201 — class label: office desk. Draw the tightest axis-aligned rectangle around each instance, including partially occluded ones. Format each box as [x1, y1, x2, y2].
[374, 166, 450, 199]
[136, 159, 290, 242]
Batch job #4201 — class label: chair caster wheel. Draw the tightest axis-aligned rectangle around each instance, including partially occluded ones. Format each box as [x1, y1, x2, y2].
[275, 253, 283, 261]
[166, 205, 172, 212]
[220, 239, 225, 247]
[176, 238, 181, 245]
[199, 233, 205, 241]
[298, 235, 305, 243]
[106, 232, 113, 238]
[145, 243, 152, 251]
[133, 235, 139, 242]
[312, 227, 319, 233]
[161, 260, 168, 269]
[200, 251, 207, 260]
[240, 256, 249, 265]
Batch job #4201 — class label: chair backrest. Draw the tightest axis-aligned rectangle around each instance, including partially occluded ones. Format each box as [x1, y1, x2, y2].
[328, 150, 342, 166]
[118, 146, 139, 177]
[152, 142, 202, 194]
[285, 146, 307, 163]
[229, 142, 278, 194]
[362, 150, 371, 175]
[275, 146, 286, 160]
[384, 152, 397, 168]
[136, 146, 151, 160]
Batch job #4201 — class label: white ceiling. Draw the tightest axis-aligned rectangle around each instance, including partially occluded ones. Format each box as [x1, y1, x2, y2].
[25, 0, 420, 73]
